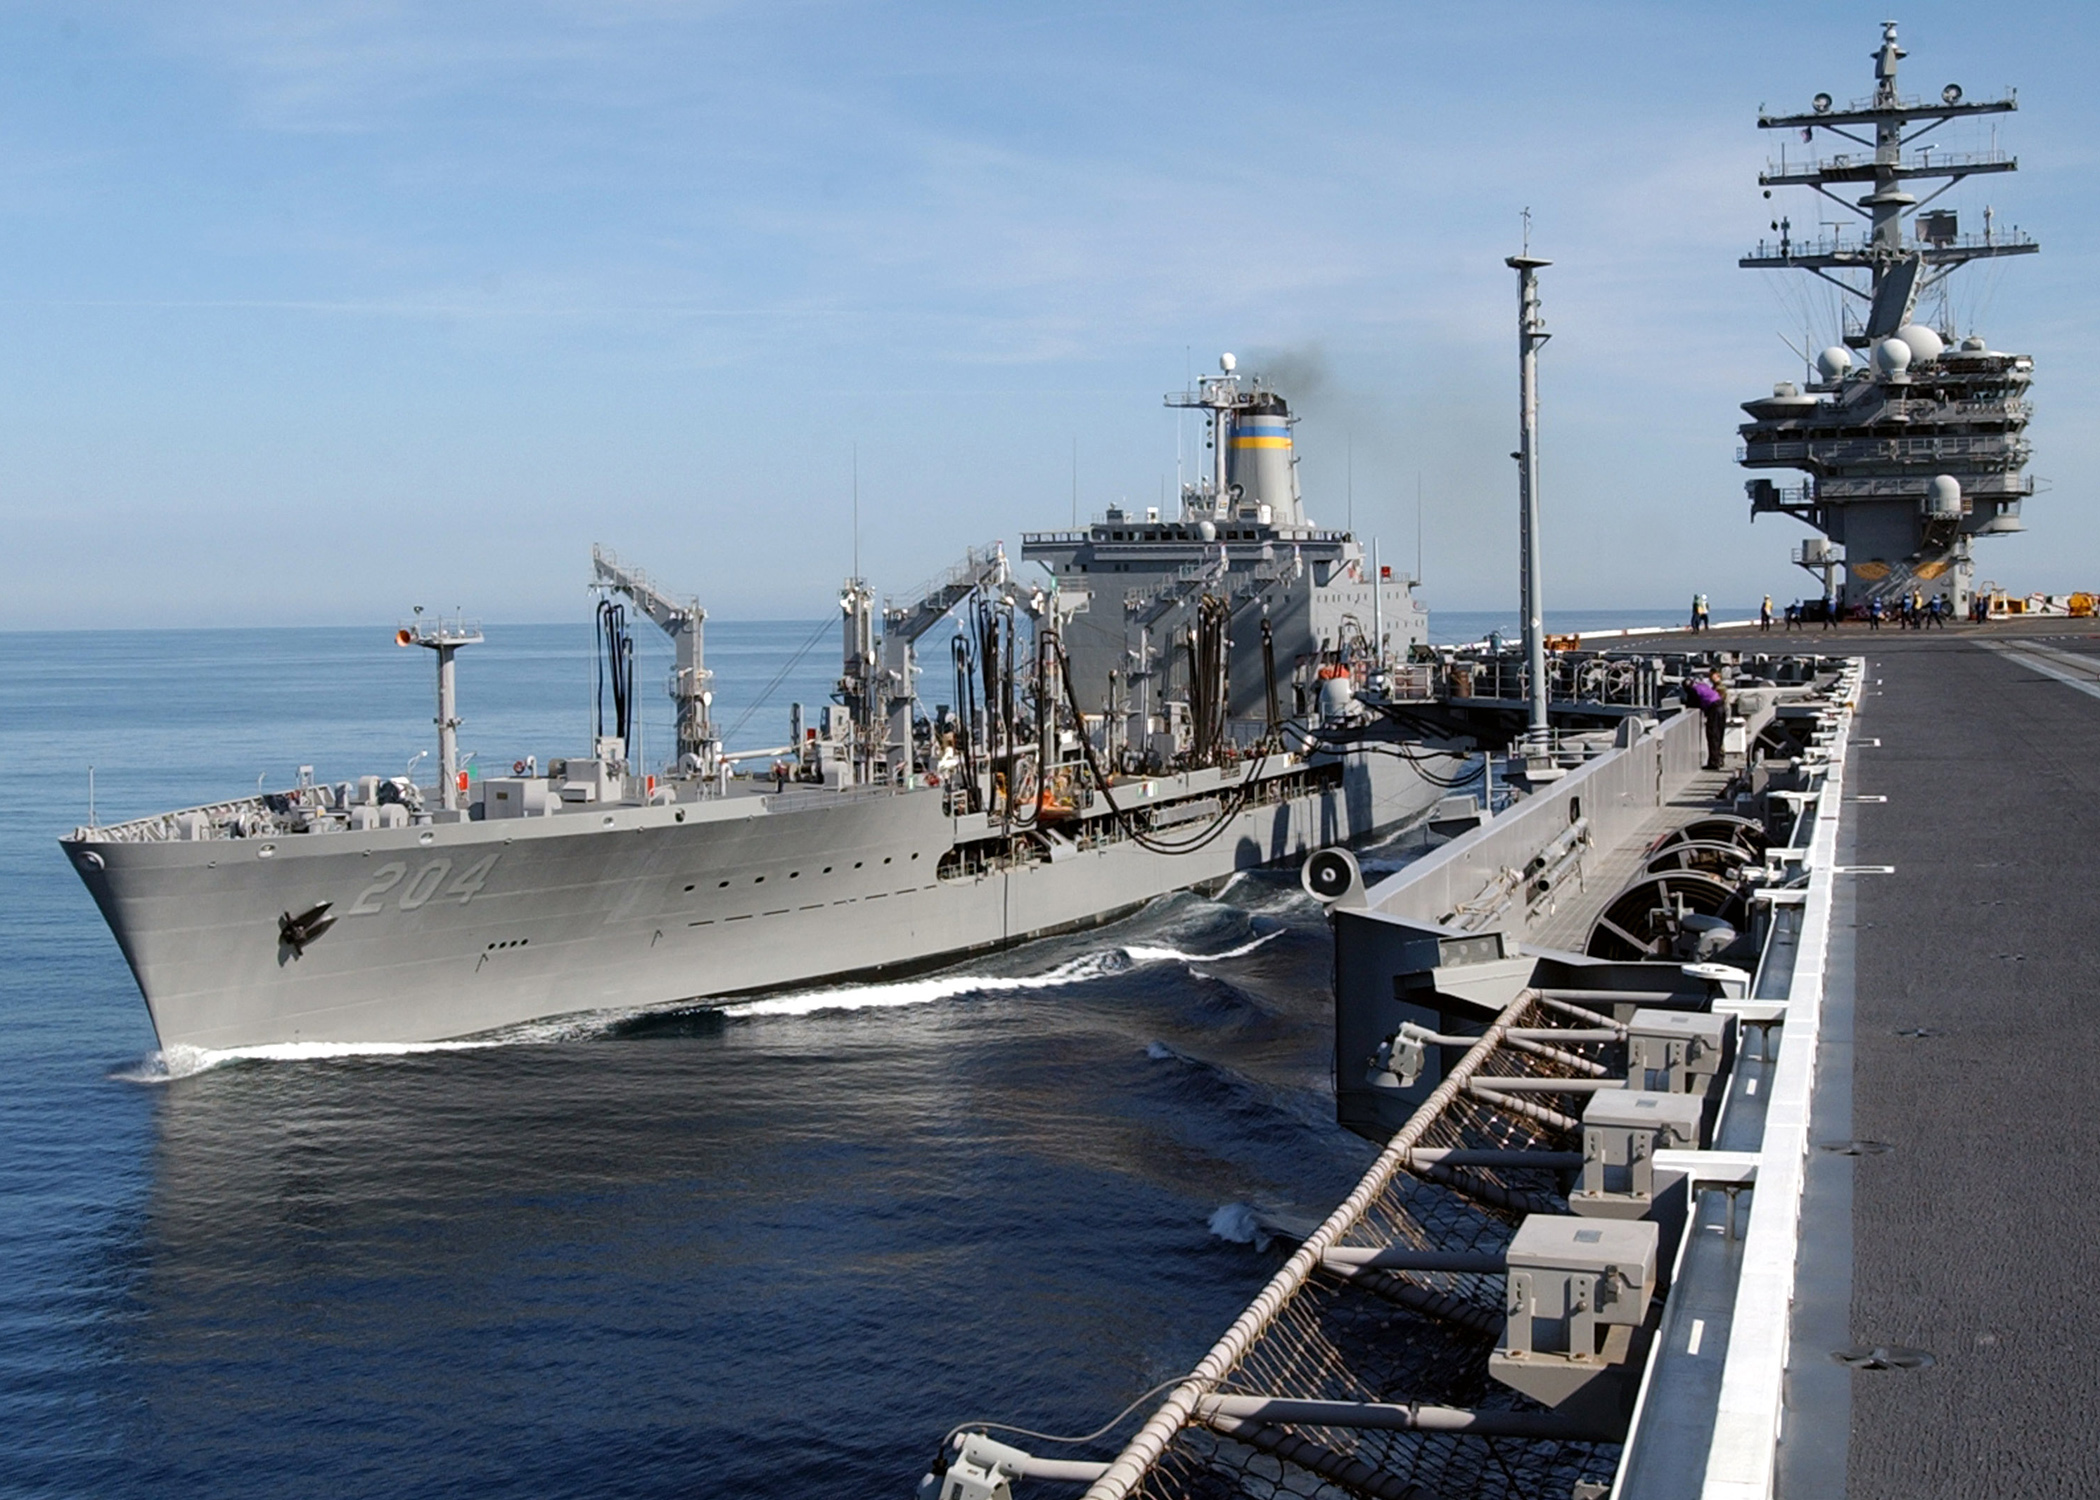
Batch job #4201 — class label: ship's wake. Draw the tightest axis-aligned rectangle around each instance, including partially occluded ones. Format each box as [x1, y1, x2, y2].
[718, 930, 1283, 1019]
[112, 1037, 505, 1083]
[1207, 1201, 1321, 1251]
[108, 914, 1295, 1077]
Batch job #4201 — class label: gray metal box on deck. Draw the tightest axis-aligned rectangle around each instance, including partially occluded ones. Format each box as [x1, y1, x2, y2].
[1627, 1007, 1731, 1093]
[480, 778, 553, 819]
[1571, 1090, 1704, 1219]
[1491, 1214, 1659, 1411]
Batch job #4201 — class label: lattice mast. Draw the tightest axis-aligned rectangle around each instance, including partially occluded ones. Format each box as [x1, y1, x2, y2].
[1738, 21, 2037, 612]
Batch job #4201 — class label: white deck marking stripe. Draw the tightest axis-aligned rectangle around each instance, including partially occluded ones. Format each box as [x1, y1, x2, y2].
[1688, 1318, 1706, 1357]
[2017, 639, 2100, 677]
[1984, 641, 2100, 704]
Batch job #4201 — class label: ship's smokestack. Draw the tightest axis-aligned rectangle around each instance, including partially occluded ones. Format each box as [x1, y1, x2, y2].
[1226, 395, 1301, 524]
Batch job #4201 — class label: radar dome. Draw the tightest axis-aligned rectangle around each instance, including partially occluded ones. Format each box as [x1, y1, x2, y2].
[1815, 346, 1854, 381]
[1926, 474, 1963, 519]
[1961, 335, 1987, 352]
[1871, 338, 1913, 378]
[1219, 352, 1237, 373]
[1894, 325, 1945, 364]
[1197, 520, 1217, 542]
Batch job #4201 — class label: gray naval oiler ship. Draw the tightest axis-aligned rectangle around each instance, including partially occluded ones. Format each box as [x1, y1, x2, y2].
[63, 359, 1476, 1052]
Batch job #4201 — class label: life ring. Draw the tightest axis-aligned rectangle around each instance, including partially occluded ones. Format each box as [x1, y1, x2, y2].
[513, 760, 529, 775]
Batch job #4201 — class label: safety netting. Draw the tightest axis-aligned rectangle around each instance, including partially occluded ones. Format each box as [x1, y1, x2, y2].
[1079, 992, 1625, 1500]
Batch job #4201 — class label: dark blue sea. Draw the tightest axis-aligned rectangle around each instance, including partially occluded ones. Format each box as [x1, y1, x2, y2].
[0, 610, 1683, 1498]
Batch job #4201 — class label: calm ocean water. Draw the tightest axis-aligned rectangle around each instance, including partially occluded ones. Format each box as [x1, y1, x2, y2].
[0, 608, 1685, 1498]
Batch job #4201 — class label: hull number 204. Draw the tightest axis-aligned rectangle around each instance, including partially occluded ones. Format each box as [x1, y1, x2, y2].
[348, 854, 500, 915]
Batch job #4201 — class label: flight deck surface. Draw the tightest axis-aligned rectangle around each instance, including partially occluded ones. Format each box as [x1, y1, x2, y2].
[1689, 615, 2100, 1498]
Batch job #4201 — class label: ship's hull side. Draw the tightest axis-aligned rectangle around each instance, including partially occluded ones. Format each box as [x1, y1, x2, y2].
[65, 750, 1453, 1050]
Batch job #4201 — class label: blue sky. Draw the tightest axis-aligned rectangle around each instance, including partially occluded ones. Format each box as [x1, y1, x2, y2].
[0, 2, 2090, 626]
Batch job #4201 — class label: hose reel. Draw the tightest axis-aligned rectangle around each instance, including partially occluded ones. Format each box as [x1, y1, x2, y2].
[1584, 870, 1749, 962]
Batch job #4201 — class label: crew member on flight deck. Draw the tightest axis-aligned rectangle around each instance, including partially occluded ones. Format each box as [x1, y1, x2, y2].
[1688, 668, 1728, 772]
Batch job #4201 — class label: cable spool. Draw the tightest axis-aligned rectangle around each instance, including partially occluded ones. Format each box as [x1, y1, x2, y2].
[1301, 847, 1363, 906]
[1643, 839, 1757, 878]
[1648, 815, 1768, 859]
[1585, 870, 1748, 961]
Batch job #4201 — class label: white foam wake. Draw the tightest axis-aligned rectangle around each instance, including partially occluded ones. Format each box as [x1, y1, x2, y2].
[113, 1037, 506, 1083]
[720, 930, 1282, 1020]
[1207, 1201, 1317, 1251]
[1120, 930, 1281, 966]
[717, 951, 1119, 1019]
[109, 932, 1288, 1072]
[1207, 1202, 1270, 1248]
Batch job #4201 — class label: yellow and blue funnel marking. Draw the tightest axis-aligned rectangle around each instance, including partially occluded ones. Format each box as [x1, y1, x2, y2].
[1230, 416, 1292, 450]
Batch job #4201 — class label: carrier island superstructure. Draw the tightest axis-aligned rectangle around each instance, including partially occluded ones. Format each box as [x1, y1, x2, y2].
[61, 360, 1475, 1053]
[1739, 21, 2038, 613]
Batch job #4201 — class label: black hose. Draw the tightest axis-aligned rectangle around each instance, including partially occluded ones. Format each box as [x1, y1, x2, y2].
[951, 634, 982, 813]
[596, 600, 635, 744]
[1262, 616, 1280, 744]
[1188, 594, 1231, 765]
[1281, 720, 1484, 789]
[1055, 639, 1268, 856]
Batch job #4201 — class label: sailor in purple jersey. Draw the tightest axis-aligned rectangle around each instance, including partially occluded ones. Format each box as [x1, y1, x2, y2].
[1688, 668, 1728, 771]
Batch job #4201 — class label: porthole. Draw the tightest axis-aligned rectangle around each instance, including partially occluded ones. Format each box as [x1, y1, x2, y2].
[684, 884, 696, 893]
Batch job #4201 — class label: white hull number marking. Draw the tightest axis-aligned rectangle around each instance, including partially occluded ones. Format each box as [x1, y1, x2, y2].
[349, 854, 499, 915]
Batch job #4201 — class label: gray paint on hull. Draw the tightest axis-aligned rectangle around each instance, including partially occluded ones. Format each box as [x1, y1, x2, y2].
[66, 752, 1453, 1050]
